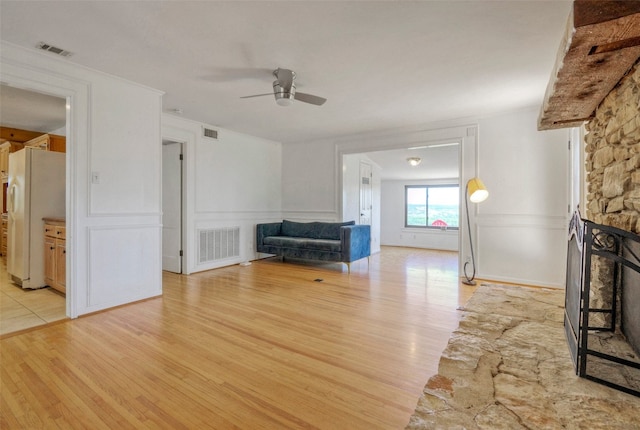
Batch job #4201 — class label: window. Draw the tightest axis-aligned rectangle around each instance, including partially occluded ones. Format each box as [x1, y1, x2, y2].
[405, 185, 459, 229]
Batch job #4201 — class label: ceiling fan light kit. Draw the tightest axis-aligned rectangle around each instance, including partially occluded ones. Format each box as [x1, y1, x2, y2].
[241, 68, 326, 107]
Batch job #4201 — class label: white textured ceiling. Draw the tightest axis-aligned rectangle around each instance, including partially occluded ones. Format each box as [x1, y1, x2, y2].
[366, 143, 459, 180]
[0, 85, 66, 132]
[0, 1, 572, 145]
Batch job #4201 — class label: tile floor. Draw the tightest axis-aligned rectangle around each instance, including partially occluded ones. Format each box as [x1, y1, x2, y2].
[0, 257, 67, 336]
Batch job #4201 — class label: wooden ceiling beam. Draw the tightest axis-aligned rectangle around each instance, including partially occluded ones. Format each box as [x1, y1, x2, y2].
[538, 0, 640, 131]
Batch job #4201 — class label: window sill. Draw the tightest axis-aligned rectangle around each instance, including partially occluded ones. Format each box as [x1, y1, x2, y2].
[402, 227, 458, 234]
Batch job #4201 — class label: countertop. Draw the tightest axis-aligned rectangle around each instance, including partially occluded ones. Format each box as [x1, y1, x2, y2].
[43, 217, 65, 225]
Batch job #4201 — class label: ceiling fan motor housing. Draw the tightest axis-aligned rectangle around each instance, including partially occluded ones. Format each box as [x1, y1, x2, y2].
[273, 81, 295, 106]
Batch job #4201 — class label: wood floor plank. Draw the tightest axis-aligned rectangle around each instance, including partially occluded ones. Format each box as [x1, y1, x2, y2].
[1, 247, 475, 429]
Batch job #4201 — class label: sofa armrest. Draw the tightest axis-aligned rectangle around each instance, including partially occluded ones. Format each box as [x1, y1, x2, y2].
[341, 225, 371, 262]
[256, 222, 282, 251]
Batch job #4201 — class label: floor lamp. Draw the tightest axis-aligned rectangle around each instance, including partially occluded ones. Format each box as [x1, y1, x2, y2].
[463, 177, 489, 285]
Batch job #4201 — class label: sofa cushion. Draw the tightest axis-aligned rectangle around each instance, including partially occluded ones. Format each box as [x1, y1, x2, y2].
[281, 220, 355, 240]
[263, 236, 342, 253]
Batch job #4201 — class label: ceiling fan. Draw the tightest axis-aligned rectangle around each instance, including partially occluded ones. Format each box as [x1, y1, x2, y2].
[241, 68, 327, 107]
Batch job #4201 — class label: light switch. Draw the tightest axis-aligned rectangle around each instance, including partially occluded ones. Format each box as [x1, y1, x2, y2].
[91, 172, 100, 184]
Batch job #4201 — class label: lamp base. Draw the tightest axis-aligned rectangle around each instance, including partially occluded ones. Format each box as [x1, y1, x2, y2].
[462, 278, 477, 286]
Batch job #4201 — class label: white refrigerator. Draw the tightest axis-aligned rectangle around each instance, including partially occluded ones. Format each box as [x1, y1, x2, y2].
[7, 147, 65, 289]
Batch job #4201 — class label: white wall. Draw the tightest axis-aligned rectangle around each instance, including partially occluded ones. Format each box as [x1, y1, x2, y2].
[342, 154, 361, 223]
[381, 179, 459, 251]
[162, 115, 282, 274]
[476, 107, 569, 287]
[48, 126, 66, 136]
[282, 139, 338, 220]
[1, 42, 163, 316]
[371, 161, 382, 254]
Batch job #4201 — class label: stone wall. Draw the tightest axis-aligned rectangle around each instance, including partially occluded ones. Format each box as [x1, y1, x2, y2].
[584, 60, 640, 327]
[585, 60, 640, 231]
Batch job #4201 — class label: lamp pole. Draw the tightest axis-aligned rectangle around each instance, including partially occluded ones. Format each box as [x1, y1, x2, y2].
[463, 181, 477, 285]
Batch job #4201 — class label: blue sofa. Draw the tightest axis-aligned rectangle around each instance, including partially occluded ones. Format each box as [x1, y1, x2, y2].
[256, 220, 371, 273]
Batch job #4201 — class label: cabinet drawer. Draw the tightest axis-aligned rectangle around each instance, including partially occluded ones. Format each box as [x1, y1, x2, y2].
[44, 224, 66, 239]
[44, 224, 57, 238]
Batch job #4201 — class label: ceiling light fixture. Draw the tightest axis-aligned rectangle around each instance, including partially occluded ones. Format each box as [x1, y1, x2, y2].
[407, 157, 422, 167]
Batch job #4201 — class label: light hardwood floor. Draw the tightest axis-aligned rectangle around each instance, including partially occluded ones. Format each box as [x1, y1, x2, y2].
[1, 247, 475, 429]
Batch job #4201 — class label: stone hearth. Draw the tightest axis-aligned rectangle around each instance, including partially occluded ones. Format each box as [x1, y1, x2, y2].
[406, 284, 640, 429]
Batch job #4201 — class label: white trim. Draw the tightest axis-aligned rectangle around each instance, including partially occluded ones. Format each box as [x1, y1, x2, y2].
[476, 214, 567, 229]
[1, 50, 91, 319]
[193, 210, 283, 216]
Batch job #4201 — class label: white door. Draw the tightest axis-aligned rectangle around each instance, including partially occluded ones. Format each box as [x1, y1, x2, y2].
[162, 142, 182, 273]
[359, 161, 372, 225]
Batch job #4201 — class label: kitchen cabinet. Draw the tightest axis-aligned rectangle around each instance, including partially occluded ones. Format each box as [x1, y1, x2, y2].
[44, 233, 55, 281]
[2, 176, 7, 214]
[24, 134, 50, 151]
[0, 141, 9, 179]
[0, 128, 66, 153]
[1, 213, 7, 257]
[43, 218, 65, 294]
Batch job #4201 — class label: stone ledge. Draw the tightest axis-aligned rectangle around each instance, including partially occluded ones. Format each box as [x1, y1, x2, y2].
[406, 284, 640, 429]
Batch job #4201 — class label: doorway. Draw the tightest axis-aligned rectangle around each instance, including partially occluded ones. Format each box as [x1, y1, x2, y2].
[162, 140, 183, 273]
[343, 142, 461, 254]
[0, 84, 68, 335]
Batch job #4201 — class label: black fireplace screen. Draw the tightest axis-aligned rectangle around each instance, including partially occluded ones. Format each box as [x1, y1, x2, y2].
[564, 212, 640, 397]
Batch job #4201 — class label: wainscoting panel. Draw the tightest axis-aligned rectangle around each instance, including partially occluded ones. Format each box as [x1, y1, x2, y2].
[87, 225, 162, 309]
[477, 215, 568, 288]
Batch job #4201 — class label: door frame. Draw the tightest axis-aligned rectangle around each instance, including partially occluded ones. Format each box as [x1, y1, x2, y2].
[0, 79, 79, 318]
[336, 124, 477, 275]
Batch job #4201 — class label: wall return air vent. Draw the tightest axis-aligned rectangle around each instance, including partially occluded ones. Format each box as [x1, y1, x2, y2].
[203, 127, 218, 140]
[36, 42, 73, 57]
[198, 227, 240, 264]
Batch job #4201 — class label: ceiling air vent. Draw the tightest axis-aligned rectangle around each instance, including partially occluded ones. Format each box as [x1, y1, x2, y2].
[203, 127, 218, 140]
[37, 42, 73, 57]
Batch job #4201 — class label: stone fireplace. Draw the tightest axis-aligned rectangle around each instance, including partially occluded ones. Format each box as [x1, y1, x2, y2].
[585, 61, 640, 234]
[570, 50, 640, 397]
[536, 1, 640, 397]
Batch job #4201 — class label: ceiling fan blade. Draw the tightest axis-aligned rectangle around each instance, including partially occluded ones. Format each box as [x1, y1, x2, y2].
[294, 92, 327, 106]
[204, 67, 274, 83]
[240, 93, 275, 99]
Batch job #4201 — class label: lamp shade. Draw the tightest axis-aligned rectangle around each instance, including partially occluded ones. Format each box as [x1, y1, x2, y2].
[467, 177, 488, 203]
